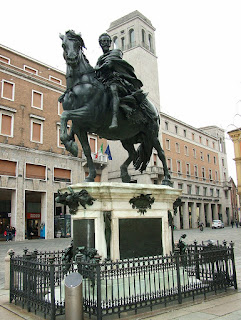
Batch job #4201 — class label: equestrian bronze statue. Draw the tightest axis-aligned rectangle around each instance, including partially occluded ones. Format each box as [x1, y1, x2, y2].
[59, 30, 171, 185]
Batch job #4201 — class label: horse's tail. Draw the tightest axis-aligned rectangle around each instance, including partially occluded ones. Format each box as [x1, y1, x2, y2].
[134, 135, 153, 172]
[133, 98, 160, 172]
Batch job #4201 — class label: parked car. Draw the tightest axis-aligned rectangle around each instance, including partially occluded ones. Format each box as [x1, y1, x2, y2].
[211, 220, 224, 229]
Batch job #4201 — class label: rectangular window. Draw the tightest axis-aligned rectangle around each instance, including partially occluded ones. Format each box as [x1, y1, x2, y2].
[32, 90, 43, 109]
[153, 153, 157, 166]
[186, 163, 190, 176]
[200, 151, 203, 161]
[194, 165, 198, 178]
[184, 145, 189, 156]
[195, 186, 200, 195]
[222, 158, 225, 166]
[1, 80, 15, 101]
[201, 167, 205, 180]
[193, 148, 196, 158]
[199, 136, 202, 143]
[203, 187, 207, 196]
[192, 133, 195, 140]
[183, 129, 186, 137]
[177, 160, 181, 173]
[49, 75, 62, 85]
[0, 159, 16, 176]
[178, 183, 183, 190]
[175, 142, 180, 153]
[0, 55, 10, 64]
[167, 158, 172, 170]
[0, 111, 14, 137]
[31, 120, 43, 143]
[187, 185, 192, 195]
[214, 156, 216, 164]
[215, 170, 219, 181]
[54, 168, 71, 182]
[206, 139, 209, 146]
[89, 135, 97, 153]
[207, 154, 210, 163]
[165, 139, 170, 150]
[210, 188, 213, 196]
[24, 65, 38, 75]
[175, 125, 178, 134]
[209, 169, 212, 181]
[26, 163, 46, 180]
[165, 121, 169, 130]
[216, 189, 220, 197]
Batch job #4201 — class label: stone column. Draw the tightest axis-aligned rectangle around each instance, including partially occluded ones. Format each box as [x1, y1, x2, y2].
[199, 202, 205, 226]
[206, 203, 212, 226]
[213, 203, 219, 220]
[15, 182, 25, 241]
[191, 202, 197, 228]
[41, 192, 48, 238]
[11, 190, 17, 228]
[95, 213, 107, 259]
[111, 217, 120, 261]
[174, 207, 181, 230]
[182, 201, 189, 229]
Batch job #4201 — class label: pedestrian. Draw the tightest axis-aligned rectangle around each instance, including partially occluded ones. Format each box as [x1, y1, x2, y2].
[235, 219, 239, 228]
[231, 220, 234, 228]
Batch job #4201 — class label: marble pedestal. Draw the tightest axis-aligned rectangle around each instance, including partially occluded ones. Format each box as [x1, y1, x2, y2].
[61, 182, 181, 260]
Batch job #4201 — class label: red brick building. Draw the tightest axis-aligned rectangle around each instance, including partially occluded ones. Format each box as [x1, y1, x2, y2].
[0, 44, 108, 240]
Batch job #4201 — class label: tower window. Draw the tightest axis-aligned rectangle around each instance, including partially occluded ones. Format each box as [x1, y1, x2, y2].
[129, 29, 135, 48]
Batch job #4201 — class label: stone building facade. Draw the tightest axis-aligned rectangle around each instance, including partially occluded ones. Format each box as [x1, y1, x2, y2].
[161, 113, 231, 229]
[0, 44, 108, 240]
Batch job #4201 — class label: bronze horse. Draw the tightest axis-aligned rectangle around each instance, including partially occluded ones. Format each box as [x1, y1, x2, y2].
[59, 30, 171, 185]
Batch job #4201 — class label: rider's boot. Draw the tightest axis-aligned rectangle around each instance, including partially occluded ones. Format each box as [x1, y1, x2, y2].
[109, 85, 119, 130]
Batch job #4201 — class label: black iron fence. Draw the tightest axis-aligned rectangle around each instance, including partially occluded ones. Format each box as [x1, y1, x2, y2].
[9, 241, 237, 320]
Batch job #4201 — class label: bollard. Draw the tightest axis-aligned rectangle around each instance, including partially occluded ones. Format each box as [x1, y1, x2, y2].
[65, 272, 83, 320]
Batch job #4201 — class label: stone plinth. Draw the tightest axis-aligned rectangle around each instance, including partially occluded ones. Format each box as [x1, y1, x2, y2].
[60, 182, 181, 260]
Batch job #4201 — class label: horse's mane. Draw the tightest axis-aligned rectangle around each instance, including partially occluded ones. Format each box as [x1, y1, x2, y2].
[65, 30, 90, 64]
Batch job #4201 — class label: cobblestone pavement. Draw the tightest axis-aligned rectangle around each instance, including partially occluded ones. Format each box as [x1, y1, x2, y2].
[0, 226, 240, 319]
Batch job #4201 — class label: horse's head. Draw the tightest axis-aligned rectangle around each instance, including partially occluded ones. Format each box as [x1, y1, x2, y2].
[60, 30, 86, 67]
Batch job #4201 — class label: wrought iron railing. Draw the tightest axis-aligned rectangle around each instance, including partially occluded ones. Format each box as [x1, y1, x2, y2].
[9, 241, 237, 320]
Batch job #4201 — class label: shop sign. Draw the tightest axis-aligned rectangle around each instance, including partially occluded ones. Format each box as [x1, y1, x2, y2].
[27, 213, 41, 219]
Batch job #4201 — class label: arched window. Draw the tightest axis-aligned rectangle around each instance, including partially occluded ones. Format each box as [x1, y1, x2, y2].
[142, 29, 146, 45]
[148, 34, 153, 52]
[113, 36, 118, 49]
[129, 29, 135, 48]
[121, 37, 125, 50]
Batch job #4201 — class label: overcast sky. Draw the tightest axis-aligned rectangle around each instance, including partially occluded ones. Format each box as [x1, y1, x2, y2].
[1, 0, 240, 183]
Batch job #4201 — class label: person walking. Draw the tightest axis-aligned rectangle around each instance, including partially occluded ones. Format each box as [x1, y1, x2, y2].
[231, 219, 234, 228]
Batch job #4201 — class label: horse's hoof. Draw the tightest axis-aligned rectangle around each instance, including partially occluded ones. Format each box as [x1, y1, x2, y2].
[84, 176, 95, 182]
[162, 178, 173, 187]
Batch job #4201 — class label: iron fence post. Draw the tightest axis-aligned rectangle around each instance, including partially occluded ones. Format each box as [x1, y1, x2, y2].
[9, 250, 15, 303]
[95, 255, 102, 320]
[49, 255, 56, 320]
[175, 252, 182, 304]
[194, 240, 200, 280]
[229, 241, 237, 289]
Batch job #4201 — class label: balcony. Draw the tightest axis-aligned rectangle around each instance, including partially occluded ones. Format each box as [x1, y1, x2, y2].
[81, 152, 108, 169]
[150, 166, 164, 179]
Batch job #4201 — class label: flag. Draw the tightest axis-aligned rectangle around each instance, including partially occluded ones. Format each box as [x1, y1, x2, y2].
[105, 145, 112, 160]
[95, 143, 103, 159]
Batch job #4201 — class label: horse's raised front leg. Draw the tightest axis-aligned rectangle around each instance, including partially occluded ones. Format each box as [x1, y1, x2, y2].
[60, 111, 78, 157]
[76, 131, 96, 182]
[120, 140, 137, 183]
[153, 137, 172, 186]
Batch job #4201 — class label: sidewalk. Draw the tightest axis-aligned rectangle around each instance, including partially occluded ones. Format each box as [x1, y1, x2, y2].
[0, 228, 240, 319]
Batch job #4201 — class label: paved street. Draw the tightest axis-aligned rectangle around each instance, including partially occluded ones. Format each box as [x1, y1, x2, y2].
[0, 226, 241, 319]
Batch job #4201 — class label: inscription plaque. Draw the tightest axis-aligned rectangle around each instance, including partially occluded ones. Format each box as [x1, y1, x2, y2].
[119, 218, 162, 259]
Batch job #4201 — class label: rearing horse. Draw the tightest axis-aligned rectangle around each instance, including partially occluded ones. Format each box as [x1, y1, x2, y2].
[59, 30, 171, 185]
